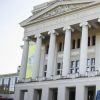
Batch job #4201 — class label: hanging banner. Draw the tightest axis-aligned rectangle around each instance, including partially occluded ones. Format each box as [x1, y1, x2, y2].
[26, 42, 35, 78]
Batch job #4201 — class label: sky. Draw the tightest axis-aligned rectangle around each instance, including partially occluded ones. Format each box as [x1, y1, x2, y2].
[0, 0, 52, 75]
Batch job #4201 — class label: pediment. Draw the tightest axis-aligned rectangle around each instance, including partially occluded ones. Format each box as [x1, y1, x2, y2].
[20, 0, 99, 27]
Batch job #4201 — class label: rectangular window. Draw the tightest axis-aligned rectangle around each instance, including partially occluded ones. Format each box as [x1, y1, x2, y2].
[87, 58, 95, 72]
[70, 61, 75, 74]
[92, 36, 96, 46]
[0, 78, 2, 85]
[56, 63, 62, 75]
[62, 41, 64, 50]
[43, 65, 47, 77]
[88, 37, 90, 46]
[75, 60, 79, 73]
[91, 58, 95, 71]
[3, 78, 10, 93]
[70, 60, 80, 74]
[72, 40, 75, 49]
[91, 58, 95, 66]
[9, 77, 16, 92]
[58, 42, 62, 52]
[46, 45, 49, 54]
[77, 39, 80, 48]
[71, 61, 75, 68]
[87, 59, 91, 66]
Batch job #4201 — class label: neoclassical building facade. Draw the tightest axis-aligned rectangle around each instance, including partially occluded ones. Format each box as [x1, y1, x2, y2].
[15, 0, 100, 100]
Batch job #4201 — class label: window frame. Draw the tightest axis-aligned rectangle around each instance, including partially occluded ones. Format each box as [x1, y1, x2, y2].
[56, 63, 62, 75]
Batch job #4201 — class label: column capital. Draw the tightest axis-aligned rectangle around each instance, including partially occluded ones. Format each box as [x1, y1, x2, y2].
[80, 21, 91, 28]
[63, 26, 74, 32]
[35, 34, 44, 39]
[48, 30, 59, 35]
[48, 30, 55, 34]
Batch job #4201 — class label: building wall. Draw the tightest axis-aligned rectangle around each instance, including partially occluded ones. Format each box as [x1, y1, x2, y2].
[15, 1, 100, 100]
[0, 74, 18, 100]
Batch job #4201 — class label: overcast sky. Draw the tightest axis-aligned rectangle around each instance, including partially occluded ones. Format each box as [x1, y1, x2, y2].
[0, 0, 52, 75]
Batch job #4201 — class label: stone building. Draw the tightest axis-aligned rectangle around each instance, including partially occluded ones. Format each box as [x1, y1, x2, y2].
[0, 73, 18, 100]
[15, 0, 100, 100]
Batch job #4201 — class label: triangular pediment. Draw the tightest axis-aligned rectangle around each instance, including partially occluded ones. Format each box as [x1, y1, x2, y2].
[20, 0, 100, 27]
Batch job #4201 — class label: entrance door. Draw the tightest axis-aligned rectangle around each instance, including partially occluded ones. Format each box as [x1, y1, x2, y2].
[87, 86, 96, 100]
[69, 88, 76, 100]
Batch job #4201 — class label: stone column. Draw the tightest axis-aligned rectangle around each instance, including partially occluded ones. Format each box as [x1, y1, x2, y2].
[47, 30, 56, 79]
[32, 34, 42, 79]
[19, 37, 29, 81]
[58, 86, 69, 100]
[79, 22, 89, 75]
[76, 85, 87, 100]
[62, 26, 72, 77]
[27, 88, 34, 100]
[95, 19, 100, 73]
[41, 87, 49, 100]
[53, 42, 58, 76]
[14, 89, 21, 100]
[39, 45, 46, 78]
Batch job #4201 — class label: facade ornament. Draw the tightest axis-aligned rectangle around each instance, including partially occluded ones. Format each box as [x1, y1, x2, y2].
[30, 3, 93, 25]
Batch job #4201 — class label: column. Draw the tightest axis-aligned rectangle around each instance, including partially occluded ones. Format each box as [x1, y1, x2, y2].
[79, 22, 89, 75]
[47, 30, 56, 79]
[95, 19, 100, 72]
[32, 34, 42, 79]
[58, 86, 68, 100]
[76, 85, 87, 100]
[27, 88, 34, 100]
[53, 42, 58, 76]
[41, 87, 49, 100]
[14, 88, 21, 100]
[62, 26, 72, 77]
[19, 37, 29, 81]
[39, 45, 46, 78]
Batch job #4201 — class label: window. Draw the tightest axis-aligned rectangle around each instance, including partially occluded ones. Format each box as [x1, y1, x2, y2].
[56, 63, 62, 75]
[0, 78, 2, 85]
[75, 60, 79, 73]
[72, 40, 75, 49]
[77, 39, 80, 48]
[46, 45, 49, 54]
[70, 61, 75, 74]
[87, 59, 91, 67]
[3, 78, 10, 93]
[87, 59, 91, 72]
[58, 42, 62, 52]
[92, 36, 96, 46]
[88, 37, 90, 46]
[43, 65, 47, 77]
[91, 58, 95, 71]
[4, 78, 9, 86]
[70, 60, 80, 74]
[9, 77, 16, 92]
[86, 58, 95, 72]
[63, 41, 64, 50]
[91, 58, 95, 66]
